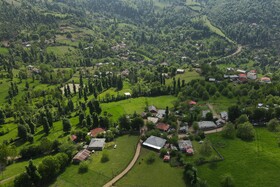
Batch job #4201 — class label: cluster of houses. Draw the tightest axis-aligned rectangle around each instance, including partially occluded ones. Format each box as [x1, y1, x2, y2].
[142, 135, 194, 161]
[209, 68, 272, 84]
[72, 127, 107, 163]
[27, 65, 41, 74]
[198, 110, 228, 130]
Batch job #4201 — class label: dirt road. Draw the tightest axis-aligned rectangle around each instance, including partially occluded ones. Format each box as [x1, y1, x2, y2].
[103, 142, 141, 187]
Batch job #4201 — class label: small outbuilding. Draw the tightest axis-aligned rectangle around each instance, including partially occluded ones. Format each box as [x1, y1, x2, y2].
[73, 149, 91, 163]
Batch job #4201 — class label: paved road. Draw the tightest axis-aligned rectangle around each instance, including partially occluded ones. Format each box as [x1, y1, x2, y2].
[103, 142, 142, 187]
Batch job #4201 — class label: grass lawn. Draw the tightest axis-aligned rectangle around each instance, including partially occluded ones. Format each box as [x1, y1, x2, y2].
[101, 96, 177, 122]
[116, 148, 185, 187]
[200, 16, 234, 44]
[98, 81, 132, 100]
[0, 47, 9, 55]
[46, 46, 76, 56]
[165, 70, 202, 86]
[208, 96, 237, 113]
[51, 135, 139, 187]
[198, 128, 280, 187]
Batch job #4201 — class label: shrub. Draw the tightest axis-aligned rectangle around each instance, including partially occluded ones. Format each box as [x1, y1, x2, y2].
[220, 174, 235, 187]
[101, 152, 109, 163]
[146, 152, 156, 164]
[267, 118, 280, 132]
[222, 123, 235, 139]
[195, 157, 206, 166]
[236, 122, 255, 141]
[78, 161, 89, 173]
[169, 157, 181, 167]
[160, 148, 168, 158]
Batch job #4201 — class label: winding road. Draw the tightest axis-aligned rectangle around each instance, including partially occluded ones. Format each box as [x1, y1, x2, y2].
[103, 142, 141, 187]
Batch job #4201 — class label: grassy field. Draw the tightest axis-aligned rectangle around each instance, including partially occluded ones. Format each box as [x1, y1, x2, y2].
[51, 135, 139, 187]
[198, 128, 280, 187]
[0, 47, 9, 55]
[166, 70, 202, 86]
[101, 96, 177, 122]
[98, 81, 132, 101]
[47, 46, 76, 56]
[208, 96, 237, 113]
[200, 16, 234, 44]
[116, 148, 185, 187]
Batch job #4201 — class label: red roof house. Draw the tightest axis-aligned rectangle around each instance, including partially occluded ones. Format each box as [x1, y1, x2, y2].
[163, 155, 170, 162]
[260, 77, 271, 83]
[70, 135, 77, 142]
[238, 73, 247, 82]
[90, 128, 105, 137]
[186, 148, 194, 155]
[156, 123, 170, 132]
[189, 100, 197, 105]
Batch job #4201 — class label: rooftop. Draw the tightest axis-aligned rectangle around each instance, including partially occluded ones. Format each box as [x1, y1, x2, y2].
[143, 136, 167, 150]
[88, 138, 106, 149]
[73, 149, 91, 162]
[156, 123, 170, 131]
[90, 128, 105, 137]
[198, 121, 217, 129]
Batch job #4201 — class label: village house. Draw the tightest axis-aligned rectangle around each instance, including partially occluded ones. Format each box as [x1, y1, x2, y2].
[238, 73, 247, 83]
[198, 121, 217, 130]
[124, 92, 131, 97]
[156, 109, 166, 119]
[260, 77, 271, 84]
[121, 69, 130, 77]
[247, 70, 257, 80]
[148, 105, 157, 113]
[202, 110, 211, 119]
[147, 117, 159, 124]
[220, 111, 228, 121]
[176, 69, 185, 74]
[89, 128, 105, 137]
[156, 123, 170, 132]
[178, 140, 193, 155]
[142, 135, 167, 150]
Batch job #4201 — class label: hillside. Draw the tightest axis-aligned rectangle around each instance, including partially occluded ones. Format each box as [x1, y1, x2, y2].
[204, 0, 280, 50]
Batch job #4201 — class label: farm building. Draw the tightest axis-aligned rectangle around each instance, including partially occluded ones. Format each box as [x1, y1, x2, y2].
[88, 138, 106, 151]
[73, 149, 91, 163]
[143, 136, 167, 150]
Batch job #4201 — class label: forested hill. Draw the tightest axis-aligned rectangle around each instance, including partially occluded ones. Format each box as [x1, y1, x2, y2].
[205, 0, 280, 49]
[0, 0, 58, 40]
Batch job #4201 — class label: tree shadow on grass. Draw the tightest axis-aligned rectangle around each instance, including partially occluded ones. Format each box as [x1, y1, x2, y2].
[208, 161, 218, 170]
